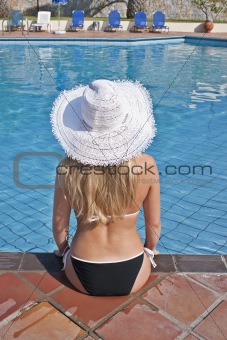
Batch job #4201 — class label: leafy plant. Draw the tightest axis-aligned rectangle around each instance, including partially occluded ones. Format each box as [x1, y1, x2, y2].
[191, 0, 227, 21]
[0, 0, 12, 17]
[127, 0, 149, 18]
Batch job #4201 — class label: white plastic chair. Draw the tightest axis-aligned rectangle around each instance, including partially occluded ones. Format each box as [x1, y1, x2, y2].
[30, 11, 51, 32]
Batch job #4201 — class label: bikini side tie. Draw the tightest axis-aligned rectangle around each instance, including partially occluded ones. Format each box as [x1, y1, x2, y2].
[144, 247, 157, 268]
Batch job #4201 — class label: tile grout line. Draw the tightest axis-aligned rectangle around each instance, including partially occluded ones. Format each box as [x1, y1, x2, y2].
[46, 298, 92, 334]
[2, 269, 226, 337]
[155, 307, 189, 332]
[14, 272, 93, 333]
[147, 294, 226, 339]
[189, 330, 208, 340]
[221, 254, 227, 269]
[15, 270, 49, 296]
[17, 252, 25, 271]
[91, 274, 169, 331]
[14, 271, 133, 333]
[172, 255, 180, 272]
[185, 295, 226, 332]
[76, 333, 102, 340]
[176, 329, 206, 340]
[90, 295, 137, 331]
[132, 273, 170, 298]
[138, 295, 190, 332]
[10, 271, 167, 333]
[15, 271, 68, 298]
[185, 273, 227, 295]
[137, 275, 227, 338]
[137, 296, 159, 311]
[0, 303, 39, 330]
[45, 284, 67, 297]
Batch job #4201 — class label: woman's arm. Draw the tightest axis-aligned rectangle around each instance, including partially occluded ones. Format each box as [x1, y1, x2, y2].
[143, 156, 161, 254]
[52, 174, 71, 255]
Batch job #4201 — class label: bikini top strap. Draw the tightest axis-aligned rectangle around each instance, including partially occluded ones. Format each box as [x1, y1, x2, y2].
[144, 247, 157, 268]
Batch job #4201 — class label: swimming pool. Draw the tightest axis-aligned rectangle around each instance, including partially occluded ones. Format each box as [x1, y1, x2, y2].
[0, 38, 226, 254]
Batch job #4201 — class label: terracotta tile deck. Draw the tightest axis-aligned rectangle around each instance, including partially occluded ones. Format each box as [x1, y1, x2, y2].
[0, 31, 227, 339]
[0, 253, 226, 339]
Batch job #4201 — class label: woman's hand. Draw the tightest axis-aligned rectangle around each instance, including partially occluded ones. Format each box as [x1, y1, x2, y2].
[54, 249, 64, 257]
[53, 245, 70, 257]
[144, 242, 160, 256]
[152, 248, 159, 255]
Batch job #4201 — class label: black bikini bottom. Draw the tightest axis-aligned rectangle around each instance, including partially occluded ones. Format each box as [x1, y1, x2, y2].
[70, 252, 144, 296]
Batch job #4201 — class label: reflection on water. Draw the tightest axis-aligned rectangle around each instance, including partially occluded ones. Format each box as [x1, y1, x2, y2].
[191, 82, 227, 103]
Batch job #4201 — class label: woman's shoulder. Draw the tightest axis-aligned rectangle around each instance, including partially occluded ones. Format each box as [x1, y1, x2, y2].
[133, 154, 158, 180]
[134, 153, 157, 165]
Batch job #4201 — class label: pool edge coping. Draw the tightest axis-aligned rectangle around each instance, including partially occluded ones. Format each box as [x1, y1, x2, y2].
[0, 253, 226, 273]
[0, 35, 227, 43]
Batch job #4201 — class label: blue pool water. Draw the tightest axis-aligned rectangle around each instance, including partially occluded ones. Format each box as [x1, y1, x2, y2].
[0, 39, 227, 254]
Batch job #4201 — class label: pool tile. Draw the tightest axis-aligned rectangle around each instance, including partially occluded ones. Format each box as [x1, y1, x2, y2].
[199, 206, 226, 218]
[190, 212, 215, 223]
[166, 231, 193, 244]
[142, 274, 218, 325]
[160, 236, 185, 253]
[1, 227, 19, 243]
[183, 246, 215, 255]
[197, 231, 226, 246]
[193, 301, 227, 340]
[12, 239, 39, 253]
[215, 218, 227, 227]
[181, 195, 208, 205]
[162, 211, 186, 223]
[172, 205, 196, 218]
[186, 220, 215, 233]
[175, 224, 200, 238]
[51, 286, 130, 326]
[0, 301, 85, 339]
[186, 239, 223, 254]
[206, 201, 227, 212]
[20, 271, 65, 294]
[176, 201, 201, 214]
[188, 274, 227, 294]
[0, 273, 40, 321]
[161, 218, 178, 230]
[96, 301, 182, 340]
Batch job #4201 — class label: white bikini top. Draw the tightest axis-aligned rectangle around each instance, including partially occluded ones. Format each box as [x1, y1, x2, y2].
[87, 210, 140, 222]
[124, 210, 140, 217]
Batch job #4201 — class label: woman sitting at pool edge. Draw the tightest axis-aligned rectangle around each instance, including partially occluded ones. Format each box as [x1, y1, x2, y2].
[51, 79, 161, 296]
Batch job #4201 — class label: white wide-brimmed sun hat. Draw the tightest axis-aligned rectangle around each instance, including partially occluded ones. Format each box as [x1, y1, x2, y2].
[51, 79, 156, 166]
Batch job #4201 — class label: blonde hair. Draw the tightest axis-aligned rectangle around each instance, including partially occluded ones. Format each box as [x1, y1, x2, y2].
[57, 157, 136, 225]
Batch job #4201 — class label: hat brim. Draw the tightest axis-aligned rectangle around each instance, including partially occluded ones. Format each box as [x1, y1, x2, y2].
[51, 80, 156, 166]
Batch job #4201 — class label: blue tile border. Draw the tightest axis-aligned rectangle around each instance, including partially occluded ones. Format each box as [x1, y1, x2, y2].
[185, 35, 227, 47]
[0, 35, 185, 42]
[0, 35, 227, 46]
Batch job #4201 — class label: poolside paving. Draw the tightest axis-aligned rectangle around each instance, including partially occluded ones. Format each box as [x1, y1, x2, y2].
[0, 29, 227, 338]
[0, 253, 226, 339]
[1, 29, 227, 39]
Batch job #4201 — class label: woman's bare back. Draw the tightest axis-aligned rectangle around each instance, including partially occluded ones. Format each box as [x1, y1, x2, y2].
[69, 153, 160, 262]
